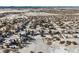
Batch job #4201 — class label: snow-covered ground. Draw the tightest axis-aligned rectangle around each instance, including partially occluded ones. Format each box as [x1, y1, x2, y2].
[0, 8, 79, 53]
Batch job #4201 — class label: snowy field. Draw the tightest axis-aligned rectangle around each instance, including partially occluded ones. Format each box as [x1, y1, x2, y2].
[0, 8, 79, 53]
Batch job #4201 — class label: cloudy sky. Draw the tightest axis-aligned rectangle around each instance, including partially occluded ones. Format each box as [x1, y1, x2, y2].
[0, 0, 79, 6]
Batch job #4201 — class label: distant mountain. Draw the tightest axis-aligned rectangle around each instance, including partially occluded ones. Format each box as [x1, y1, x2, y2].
[0, 6, 79, 9]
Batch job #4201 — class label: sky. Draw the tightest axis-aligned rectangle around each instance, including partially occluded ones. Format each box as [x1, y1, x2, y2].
[0, 0, 79, 6]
